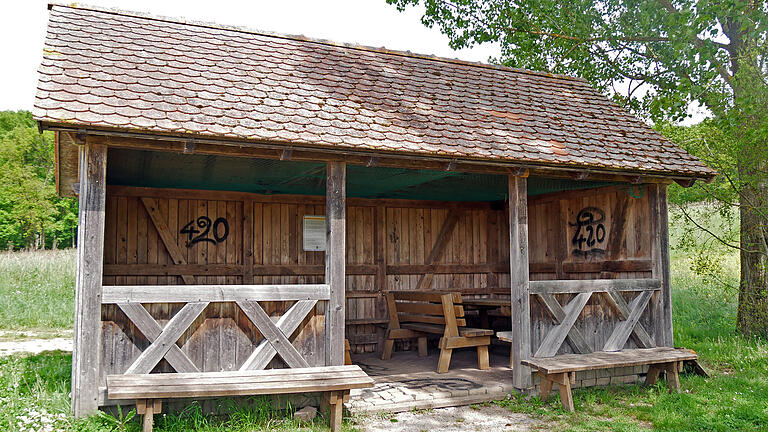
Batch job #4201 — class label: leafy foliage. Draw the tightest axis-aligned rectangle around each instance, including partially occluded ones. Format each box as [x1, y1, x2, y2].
[387, 0, 768, 336]
[0, 111, 77, 250]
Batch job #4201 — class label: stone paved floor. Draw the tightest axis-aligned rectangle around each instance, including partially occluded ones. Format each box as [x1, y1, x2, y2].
[348, 346, 517, 413]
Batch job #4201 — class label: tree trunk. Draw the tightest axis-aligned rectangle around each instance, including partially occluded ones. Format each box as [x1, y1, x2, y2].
[736, 168, 768, 337]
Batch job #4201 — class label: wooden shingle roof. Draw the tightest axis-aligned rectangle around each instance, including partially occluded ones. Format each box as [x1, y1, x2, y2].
[35, 3, 714, 179]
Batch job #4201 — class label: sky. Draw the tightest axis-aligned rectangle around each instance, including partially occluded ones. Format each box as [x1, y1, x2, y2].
[1, 0, 707, 123]
[1, 0, 500, 111]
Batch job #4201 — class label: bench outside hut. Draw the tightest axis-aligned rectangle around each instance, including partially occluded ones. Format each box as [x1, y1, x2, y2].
[35, 3, 714, 426]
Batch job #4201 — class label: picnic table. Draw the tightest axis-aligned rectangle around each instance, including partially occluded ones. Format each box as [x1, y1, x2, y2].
[461, 296, 511, 328]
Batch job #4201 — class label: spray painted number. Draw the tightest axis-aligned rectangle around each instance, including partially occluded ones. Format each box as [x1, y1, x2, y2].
[180, 216, 229, 246]
[569, 207, 607, 258]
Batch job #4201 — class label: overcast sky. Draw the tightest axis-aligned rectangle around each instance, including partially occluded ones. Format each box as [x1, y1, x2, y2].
[1, 0, 501, 111]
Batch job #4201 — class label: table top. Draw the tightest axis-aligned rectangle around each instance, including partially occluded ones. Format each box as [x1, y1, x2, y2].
[461, 297, 510, 307]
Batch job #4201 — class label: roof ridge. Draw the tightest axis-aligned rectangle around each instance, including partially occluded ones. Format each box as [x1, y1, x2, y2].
[48, 2, 586, 84]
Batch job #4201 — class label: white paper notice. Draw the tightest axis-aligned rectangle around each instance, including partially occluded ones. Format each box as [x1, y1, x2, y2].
[303, 215, 326, 251]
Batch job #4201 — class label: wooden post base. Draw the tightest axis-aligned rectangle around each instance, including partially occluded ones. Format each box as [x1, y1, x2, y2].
[538, 371, 575, 412]
[645, 361, 681, 393]
[322, 391, 349, 432]
[136, 399, 162, 432]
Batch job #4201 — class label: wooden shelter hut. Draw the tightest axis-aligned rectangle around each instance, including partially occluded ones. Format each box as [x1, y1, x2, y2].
[36, 3, 714, 424]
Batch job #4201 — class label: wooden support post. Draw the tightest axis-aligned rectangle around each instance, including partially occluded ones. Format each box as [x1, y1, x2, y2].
[325, 162, 346, 366]
[71, 141, 107, 417]
[326, 391, 345, 432]
[651, 184, 674, 347]
[509, 175, 532, 389]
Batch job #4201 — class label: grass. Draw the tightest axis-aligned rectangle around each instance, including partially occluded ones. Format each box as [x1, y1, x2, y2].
[0, 352, 362, 431]
[491, 207, 768, 431]
[0, 208, 766, 431]
[0, 249, 75, 332]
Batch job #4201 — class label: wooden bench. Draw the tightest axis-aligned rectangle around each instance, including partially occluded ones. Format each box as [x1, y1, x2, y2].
[107, 365, 374, 432]
[519, 347, 698, 411]
[381, 290, 494, 373]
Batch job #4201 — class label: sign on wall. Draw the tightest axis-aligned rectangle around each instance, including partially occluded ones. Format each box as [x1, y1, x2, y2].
[302, 215, 326, 251]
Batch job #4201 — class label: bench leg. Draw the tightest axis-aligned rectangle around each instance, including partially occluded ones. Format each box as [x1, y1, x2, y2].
[539, 375, 553, 402]
[509, 345, 515, 369]
[645, 364, 661, 386]
[558, 377, 574, 412]
[417, 337, 428, 357]
[437, 347, 453, 373]
[381, 339, 394, 360]
[664, 362, 681, 393]
[538, 372, 574, 412]
[136, 399, 160, 432]
[326, 391, 345, 432]
[477, 345, 489, 370]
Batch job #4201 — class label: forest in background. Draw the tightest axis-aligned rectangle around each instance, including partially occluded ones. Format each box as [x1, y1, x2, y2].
[0, 110, 77, 250]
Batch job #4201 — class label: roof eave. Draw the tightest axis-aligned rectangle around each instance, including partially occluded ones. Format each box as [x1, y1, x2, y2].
[39, 120, 716, 186]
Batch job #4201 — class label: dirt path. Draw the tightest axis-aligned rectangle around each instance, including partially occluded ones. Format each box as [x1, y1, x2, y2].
[359, 404, 541, 432]
[0, 331, 72, 356]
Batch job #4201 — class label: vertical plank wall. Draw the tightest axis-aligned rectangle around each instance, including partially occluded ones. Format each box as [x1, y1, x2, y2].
[100, 183, 659, 381]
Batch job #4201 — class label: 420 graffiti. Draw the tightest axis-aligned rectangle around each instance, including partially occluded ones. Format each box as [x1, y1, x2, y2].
[180, 216, 229, 246]
[569, 207, 607, 259]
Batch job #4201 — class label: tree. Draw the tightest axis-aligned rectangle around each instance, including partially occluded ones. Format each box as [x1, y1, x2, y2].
[386, 0, 768, 336]
[0, 111, 78, 249]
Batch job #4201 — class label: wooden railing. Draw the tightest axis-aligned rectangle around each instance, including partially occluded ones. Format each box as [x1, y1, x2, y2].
[528, 278, 660, 357]
[101, 284, 330, 374]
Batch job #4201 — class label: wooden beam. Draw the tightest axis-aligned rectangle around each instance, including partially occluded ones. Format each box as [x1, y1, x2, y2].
[107, 185, 496, 209]
[529, 278, 661, 294]
[84, 133, 689, 184]
[125, 302, 208, 374]
[415, 210, 462, 289]
[117, 303, 199, 373]
[651, 184, 674, 347]
[240, 300, 317, 370]
[325, 161, 346, 366]
[602, 290, 656, 349]
[238, 300, 311, 369]
[509, 175, 532, 389]
[534, 292, 591, 358]
[102, 284, 331, 303]
[603, 290, 654, 351]
[71, 141, 107, 417]
[140, 197, 194, 285]
[388, 263, 507, 275]
[536, 294, 591, 354]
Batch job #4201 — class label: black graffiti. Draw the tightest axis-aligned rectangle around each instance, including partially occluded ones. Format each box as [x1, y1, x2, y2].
[181, 216, 229, 247]
[569, 207, 607, 258]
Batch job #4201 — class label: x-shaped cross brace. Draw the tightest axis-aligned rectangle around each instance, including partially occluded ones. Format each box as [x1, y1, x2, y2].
[237, 300, 316, 369]
[536, 293, 592, 356]
[535, 292, 592, 358]
[603, 290, 655, 351]
[120, 302, 208, 374]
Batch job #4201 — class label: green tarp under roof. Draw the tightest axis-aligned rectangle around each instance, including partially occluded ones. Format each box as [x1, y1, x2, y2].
[107, 148, 615, 202]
